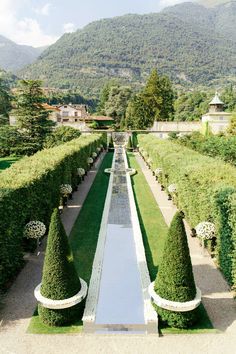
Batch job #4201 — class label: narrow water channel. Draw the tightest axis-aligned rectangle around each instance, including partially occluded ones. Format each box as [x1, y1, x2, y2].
[95, 146, 145, 329]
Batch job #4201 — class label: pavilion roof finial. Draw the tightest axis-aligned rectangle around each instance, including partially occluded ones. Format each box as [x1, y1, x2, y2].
[210, 91, 224, 106]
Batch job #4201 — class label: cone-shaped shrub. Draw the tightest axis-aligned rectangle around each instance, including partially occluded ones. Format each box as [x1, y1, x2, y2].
[108, 135, 114, 149]
[127, 135, 133, 151]
[154, 212, 199, 328]
[38, 209, 82, 326]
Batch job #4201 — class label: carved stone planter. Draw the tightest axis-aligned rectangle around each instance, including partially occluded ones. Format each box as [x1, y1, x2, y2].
[148, 282, 201, 312]
[34, 278, 88, 309]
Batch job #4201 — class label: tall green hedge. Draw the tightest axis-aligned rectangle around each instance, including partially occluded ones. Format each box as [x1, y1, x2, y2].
[0, 133, 104, 290]
[138, 134, 236, 289]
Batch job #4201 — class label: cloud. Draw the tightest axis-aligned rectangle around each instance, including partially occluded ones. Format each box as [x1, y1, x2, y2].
[63, 23, 76, 33]
[0, 0, 57, 47]
[158, 0, 186, 9]
[34, 3, 51, 16]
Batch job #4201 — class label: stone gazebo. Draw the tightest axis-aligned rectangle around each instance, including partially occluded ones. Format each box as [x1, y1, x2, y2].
[202, 92, 232, 134]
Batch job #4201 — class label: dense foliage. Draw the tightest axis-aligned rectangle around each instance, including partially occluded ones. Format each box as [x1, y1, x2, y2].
[138, 134, 236, 288]
[45, 90, 97, 112]
[174, 86, 236, 121]
[39, 209, 82, 326]
[19, 4, 236, 96]
[0, 134, 104, 291]
[124, 70, 175, 128]
[44, 126, 81, 148]
[102, 85, 132, 124]
[155, 212, 199, 328]
[175, 132, 236, 166]
[14, 80, 54, 154]
[0, 78, 11, 125]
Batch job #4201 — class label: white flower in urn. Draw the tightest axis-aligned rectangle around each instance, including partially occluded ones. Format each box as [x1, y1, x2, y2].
[24, 221, 46, 239]
[87, 157, 93, 164]
[77, 168, 85, 177]
[168, 184, 177, 194]
[92, 152, 97, 158]
[195, 222, 215, 240]
[60, 184, 72, 197]
[100, 144, 103, 148]
[155, 168, 163, 176]
[97, 147, 101, 153]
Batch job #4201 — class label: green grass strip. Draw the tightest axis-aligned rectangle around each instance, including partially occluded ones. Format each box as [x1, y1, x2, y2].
[128, 153, 168, 282]
[128, 153, 216, 334]
[27, 152, 113, 334]
[0, 156, 21, 171]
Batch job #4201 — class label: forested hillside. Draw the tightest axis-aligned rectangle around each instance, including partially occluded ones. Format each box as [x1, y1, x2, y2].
[19, 2, 236, 97]
[0, 35, 45, 72]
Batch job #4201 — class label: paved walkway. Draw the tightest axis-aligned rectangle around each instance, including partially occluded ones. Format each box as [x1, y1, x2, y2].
[135, 153, 236, 333]
[95, 148, 145, 329]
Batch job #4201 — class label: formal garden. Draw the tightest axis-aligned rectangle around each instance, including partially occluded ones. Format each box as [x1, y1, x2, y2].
[1, 128, 235, 338]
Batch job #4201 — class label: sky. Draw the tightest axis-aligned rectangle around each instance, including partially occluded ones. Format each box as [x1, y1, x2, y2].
[0, 0, 188, 47]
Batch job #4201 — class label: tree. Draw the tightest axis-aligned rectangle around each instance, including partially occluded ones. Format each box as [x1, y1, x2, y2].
[125, 94, 153, 129]
[14, 80, 54, 154]
[0, 126, 21, 157]
[227, 111, 236, 136]
[221, 85, 236, 112]
[0, 78, 11, 125]
[142, 69, 175, 121]
[154, 212, 199, 328]
[44, 126, 81, 148]
[104, 85, 132, 124]
[174, 90, 209, 121]
[38, 209, 82, 326]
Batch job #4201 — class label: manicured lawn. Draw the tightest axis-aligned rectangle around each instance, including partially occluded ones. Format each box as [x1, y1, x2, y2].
[0, 156, 21, 171]
[128, 153, 168, 282]
[128, 153, 216, 334]
[27, 153, 113, 334]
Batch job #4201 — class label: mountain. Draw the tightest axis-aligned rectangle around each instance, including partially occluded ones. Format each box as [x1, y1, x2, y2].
[0, 68, 18, 86]
[0, 35, 46, 72]
[165, 1, 236, 41]
[19, 2, 236, 97]
[197, 0, 230, 7]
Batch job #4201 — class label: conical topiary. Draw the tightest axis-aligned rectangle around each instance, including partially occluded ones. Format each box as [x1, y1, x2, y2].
[108, 135, 114, 149]
[154, 212, 199, 328]
[127, 135, 133, 151]
[38, 209, 82, 326]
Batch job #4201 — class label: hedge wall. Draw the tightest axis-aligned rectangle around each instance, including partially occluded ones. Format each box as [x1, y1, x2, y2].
[138, 134, 236, 289]
[0, 133, 104, 290]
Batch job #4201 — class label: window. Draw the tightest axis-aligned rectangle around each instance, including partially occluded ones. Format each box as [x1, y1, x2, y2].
[74, 112, 78, 117]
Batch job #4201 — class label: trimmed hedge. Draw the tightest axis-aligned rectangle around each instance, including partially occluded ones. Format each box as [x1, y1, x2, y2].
[0, 133, 104, 290]
[177, 133, 236, 167]
[138, 134, 236, 289]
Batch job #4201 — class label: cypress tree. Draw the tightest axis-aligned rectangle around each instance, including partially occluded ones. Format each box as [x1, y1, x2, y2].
[38, 209, 82, 326]
[154, 212, 199, 328]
